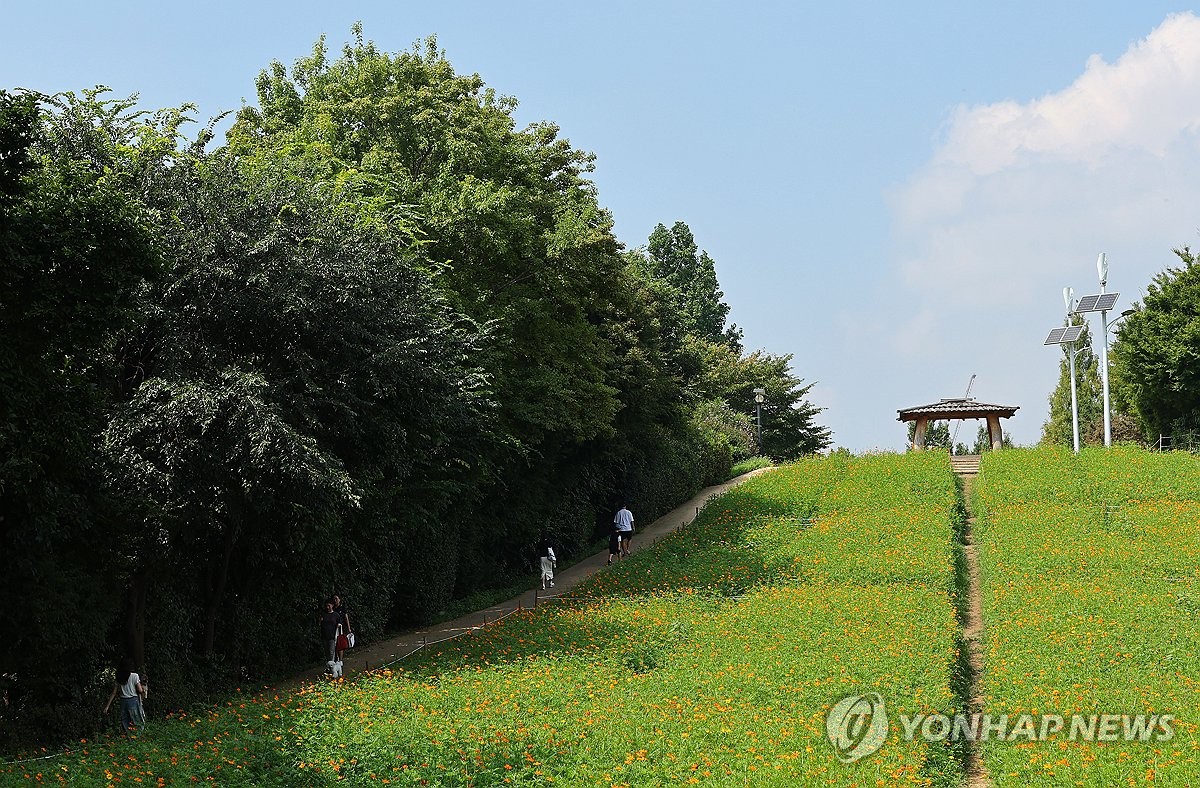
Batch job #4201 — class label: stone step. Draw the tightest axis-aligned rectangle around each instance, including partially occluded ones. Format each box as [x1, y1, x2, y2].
[950, 454, 981, 475]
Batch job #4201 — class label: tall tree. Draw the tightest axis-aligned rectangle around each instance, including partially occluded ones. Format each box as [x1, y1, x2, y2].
[1112, 247, 1200, 441]
[646, 222, 742, 350]
[0, 89, 165, 747]
[227, 30, 624, 455]
[226, 28, 706, 600]
[104, 147, 492, 677]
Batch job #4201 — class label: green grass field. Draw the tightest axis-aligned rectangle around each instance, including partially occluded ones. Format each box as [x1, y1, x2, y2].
[973, 446, 1200, 785]
[8, 446, 1199, 786]
[0, 452, 964, 786]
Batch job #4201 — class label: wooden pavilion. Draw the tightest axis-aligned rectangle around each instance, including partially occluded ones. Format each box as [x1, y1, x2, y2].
[897, 397, 1019, 451]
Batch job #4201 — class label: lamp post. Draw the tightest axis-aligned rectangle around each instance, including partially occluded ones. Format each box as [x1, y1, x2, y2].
[1064, 287, 1080, 454]
[753, 388, 766, 453]
[1097, 253, 1113, 447]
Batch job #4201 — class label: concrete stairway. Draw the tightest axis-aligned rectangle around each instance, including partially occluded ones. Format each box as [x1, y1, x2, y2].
[950, 454, 981, 476]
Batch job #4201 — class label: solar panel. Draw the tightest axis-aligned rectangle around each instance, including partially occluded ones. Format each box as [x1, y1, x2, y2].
[1044, 325, 1084, 345]
[1074, 293, 1120, 313]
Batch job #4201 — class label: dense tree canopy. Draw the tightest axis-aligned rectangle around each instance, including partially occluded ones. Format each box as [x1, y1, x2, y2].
[225, 30, 649, 592]
[1112, 247, 1200, 442]
[0, 89, 167, 743]
[0, 30, 830, 750]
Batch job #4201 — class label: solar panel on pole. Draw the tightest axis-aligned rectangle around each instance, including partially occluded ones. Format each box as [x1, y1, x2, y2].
[1074, 293, 1119, 313]
[1045, 323, 1082, 453]
[1044, 325, 1083, 344]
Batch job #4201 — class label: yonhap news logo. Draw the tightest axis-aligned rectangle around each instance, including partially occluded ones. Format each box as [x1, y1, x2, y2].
[825, 693, 888, 763]
[826, 692, 1176, 764]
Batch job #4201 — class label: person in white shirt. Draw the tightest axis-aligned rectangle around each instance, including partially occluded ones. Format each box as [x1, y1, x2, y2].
[103, 661, 147, 734]
[614, 505, 634, 558]
[537, 533, 557, 589]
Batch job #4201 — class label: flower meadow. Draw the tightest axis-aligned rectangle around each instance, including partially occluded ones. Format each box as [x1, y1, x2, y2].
[973, 446, 1200, 784]
[1, 452, 964, 786]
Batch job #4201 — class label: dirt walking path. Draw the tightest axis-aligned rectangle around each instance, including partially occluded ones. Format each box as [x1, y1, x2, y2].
[291, 468, 773, 686]
[959, 476, 990, 788]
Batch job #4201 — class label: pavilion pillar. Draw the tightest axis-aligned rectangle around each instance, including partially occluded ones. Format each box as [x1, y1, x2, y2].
[913, 417, 929, 450]
[987, 415, 1002, 451]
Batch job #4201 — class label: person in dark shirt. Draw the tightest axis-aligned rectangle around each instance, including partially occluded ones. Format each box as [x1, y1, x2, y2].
[332, 594, 352, 661]
[319, 601, 340, 668]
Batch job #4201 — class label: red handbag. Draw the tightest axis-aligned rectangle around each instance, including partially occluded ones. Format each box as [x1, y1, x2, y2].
[336, 631, 349, 651]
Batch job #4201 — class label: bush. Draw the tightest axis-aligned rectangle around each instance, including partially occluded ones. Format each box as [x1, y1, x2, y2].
[729, 455, 773, 477]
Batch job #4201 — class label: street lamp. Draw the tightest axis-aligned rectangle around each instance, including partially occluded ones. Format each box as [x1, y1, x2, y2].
[1097, 253, 1113, 447]
[753, 388, 766, 453]
[1108, 309, 1135, 333]
[1061, 286, 1080, 454]
[1072, 254, 1119, 447]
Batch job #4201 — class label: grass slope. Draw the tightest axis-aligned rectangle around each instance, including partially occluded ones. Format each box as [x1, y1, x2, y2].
[1, 452, 963, 786]
[973, 446, 1200, 784]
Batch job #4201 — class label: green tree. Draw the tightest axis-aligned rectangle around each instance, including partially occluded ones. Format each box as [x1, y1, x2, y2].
[1112, 247, 1200, 441]
[1041, 316, 1103, 447]
[645, 221, 742, 350]
[737, 351, 831, 459]
[227, 30, 624, 451]
[104, 146, 492, 681]
[226, 30, 646, 589]
[0, 89, 166, 747]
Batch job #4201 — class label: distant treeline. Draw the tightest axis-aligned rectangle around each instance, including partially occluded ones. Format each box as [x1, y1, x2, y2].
[0, 29, 829, 749]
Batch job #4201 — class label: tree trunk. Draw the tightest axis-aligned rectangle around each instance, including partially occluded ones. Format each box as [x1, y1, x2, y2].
[201, 500, 240, 657]
[123, 568, 149, 669]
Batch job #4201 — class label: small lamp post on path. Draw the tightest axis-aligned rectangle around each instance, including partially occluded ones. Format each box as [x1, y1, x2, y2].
[753, 388, 766, 454]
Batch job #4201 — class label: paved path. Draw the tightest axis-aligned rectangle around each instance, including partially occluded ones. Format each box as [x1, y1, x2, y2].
[297, 468, 773, 684]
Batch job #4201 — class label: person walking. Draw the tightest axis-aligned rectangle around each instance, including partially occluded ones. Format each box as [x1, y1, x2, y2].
[332, 593, 352, 662]
[614, 504, 634, 558]
[537, 532, 557, 590]
[102, 660, 147, 735]
[319, 600, 341, 675]
[606, 521, 621, 565]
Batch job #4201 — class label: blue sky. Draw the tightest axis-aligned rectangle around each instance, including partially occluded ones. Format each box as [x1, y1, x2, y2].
[5, 2, 1199, 450]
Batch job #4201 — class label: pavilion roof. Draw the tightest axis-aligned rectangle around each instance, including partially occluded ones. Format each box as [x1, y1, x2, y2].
[896, 397, 1019, 422]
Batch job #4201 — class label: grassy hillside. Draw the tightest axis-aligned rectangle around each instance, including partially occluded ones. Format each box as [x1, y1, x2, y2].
[973, 446, 1200, 784]
[1, 452, 965, 786]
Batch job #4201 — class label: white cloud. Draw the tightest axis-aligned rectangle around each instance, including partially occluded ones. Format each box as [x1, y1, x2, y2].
[937, 12, 1200, 175]
[883, 12, 1200, 445]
